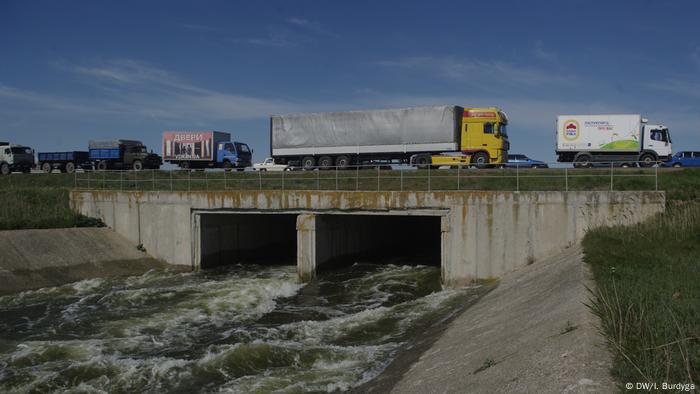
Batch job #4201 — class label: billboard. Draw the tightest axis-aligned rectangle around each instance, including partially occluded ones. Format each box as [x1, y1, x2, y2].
[163, 131, 215, 161]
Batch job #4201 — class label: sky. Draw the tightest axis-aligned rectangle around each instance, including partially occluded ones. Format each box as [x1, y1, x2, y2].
[1, 0, 699, 163]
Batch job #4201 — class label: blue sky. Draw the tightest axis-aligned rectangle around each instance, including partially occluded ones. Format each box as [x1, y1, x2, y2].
[1, 0, 699, 162]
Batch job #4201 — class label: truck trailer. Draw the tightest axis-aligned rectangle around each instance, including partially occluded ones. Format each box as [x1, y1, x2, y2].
[162, 131, 252, 170]
[270, 105, 510, 169]
[0, 142, 34, 175]
[37, 151, 90, 173]
[555, 114, 672, 167]
[89, 140, 162, 171]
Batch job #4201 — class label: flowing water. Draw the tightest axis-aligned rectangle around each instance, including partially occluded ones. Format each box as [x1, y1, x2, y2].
[0, 263, 485, 393]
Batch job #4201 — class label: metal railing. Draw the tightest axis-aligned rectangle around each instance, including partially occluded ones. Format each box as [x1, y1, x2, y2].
[56, 161, 662, 192]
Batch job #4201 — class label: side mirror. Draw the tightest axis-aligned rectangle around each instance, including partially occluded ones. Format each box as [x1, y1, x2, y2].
[252, 149, 255, 154]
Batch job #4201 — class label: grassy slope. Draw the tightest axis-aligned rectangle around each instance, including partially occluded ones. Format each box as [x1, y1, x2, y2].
[0, 189, 103, 230]
[583, 203, 699, 387]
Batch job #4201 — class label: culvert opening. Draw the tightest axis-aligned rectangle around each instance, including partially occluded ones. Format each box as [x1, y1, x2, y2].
[316, 214, 441, 270]
[199, 213, 297, 269]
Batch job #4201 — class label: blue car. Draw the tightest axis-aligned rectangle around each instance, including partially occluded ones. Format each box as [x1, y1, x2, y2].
[664, 151, 700, 167]
[505, 154, 549, 168]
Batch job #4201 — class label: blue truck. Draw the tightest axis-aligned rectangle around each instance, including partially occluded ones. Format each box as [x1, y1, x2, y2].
[162, 131, 252, 170]
[38, 151, 91, 173]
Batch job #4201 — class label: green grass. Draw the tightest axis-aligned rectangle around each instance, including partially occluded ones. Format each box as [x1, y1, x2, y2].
[583, 203, 700, 387]
[0, 167, 698, 197]
[0, 189, 104, 230]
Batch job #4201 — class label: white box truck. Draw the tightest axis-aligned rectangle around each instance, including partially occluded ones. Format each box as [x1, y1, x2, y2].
[555, 114, 672, 167]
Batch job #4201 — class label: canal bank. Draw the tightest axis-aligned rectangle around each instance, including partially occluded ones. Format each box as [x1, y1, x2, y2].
[379, 245, 614, 393]
[0, 227, 174, 294]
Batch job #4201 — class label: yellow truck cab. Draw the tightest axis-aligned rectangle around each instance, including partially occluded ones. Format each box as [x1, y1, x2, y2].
[430, 107, 510, 167]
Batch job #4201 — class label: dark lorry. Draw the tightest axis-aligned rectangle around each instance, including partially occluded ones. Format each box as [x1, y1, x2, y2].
[89, 140, 162, 170]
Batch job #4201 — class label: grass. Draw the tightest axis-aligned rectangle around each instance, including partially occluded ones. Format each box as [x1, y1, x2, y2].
[0, 167, 698, 197]
[0, 188, 103, 230]
[583, 202, 700, 387]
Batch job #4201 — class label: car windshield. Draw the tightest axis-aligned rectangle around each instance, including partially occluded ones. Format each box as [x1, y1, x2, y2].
[498, 123, 508, 137]
[236, 143, 250, 153]
[10, 147, 32, 154]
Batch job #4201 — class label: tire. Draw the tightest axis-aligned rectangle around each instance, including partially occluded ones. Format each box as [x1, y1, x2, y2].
[471, 151, 490, 168]
[258, 168, 267, 172]
[620, 163, 630, 168]
[335, 155, 351, 169]
[0, 163, 9, 175]
[638, 153, 656, 167]
[65, 162, 76, 173]
[180, 161, 190, 170]
[223, 161, 233, 171]
[573, 154, 592, 168]
[97, 161, 108, 171]
[41, 162, 52, 173]
[672, 163, 682, 168]
[415, 155, 431, 170]
[318, 156, 333, 170]
[132, 160, 143, 171]
[302, 156, 316, 171]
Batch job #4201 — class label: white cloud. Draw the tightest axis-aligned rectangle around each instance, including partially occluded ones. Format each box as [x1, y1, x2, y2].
[286, 17, 338, 38]
[533, 40, 557, 61]
[376, 56, 577, 88]
[1, 59, 316, 122]
[644, 78, 700, 99]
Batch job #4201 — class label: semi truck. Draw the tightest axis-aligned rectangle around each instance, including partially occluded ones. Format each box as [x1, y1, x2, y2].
[0, 142, 34, 175]
[89, 140, 162, 171]
[555, 114, 672, 167]
[162, 131, 253, 170]
[37, 151, 90, 173]
[270, 105, 510, 169]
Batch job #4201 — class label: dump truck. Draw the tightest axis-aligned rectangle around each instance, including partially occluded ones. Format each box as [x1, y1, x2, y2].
[0, 142, 34, 175]
[89, 140, 162, 171]
[270, 105, 510, 169]
[37, 151, 91, 173]
[556, 114, 672, 167]
[162, 131, 252, 170]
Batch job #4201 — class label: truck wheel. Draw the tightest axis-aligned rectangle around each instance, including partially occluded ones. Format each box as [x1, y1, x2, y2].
[573, 154, 592, 168]
[318, 156, 333, 170]
[638, 153, 655, 167]
[415, 155, 431, 170]
[673, 163, 682, 168]
[223, 161, 233, 171]
[97, 161, 108, 171]
[471, 151, 490, 168]
[41, 162, 52, 173]
[1, 163, 10, 175]
[65, 162, 76, 173]
[180, 161, 190, 170]
[302, 156, 316, 171]
[132, 160, 143, 171]
[336, 155, 351, 169]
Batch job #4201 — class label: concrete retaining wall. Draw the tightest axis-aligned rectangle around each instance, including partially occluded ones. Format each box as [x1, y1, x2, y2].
[0, 227, 173, 294]
[70, 190, 665, 286]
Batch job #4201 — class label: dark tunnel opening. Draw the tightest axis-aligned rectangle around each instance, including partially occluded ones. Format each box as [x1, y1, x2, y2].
[199, 213, 297, 269]
[315, 214, 442, 271]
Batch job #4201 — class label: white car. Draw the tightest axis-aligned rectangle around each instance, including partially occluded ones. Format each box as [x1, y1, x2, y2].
[253, 157, 290, 172]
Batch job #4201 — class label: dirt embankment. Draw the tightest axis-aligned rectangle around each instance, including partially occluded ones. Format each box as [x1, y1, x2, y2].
[0, 227, 182, 294]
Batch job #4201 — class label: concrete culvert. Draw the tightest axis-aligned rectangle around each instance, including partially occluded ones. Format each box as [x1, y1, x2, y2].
[199, 213, 298, 269]
[315, 214, 442, 271]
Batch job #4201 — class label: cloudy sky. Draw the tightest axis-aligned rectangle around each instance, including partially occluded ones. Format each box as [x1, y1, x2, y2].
[1, 0, 699, 162]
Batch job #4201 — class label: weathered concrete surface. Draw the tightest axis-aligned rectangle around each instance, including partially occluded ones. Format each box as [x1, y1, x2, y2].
[0, 227, 174, 294]
[389, 245, 614, 394]
[70, 190, 664, 285]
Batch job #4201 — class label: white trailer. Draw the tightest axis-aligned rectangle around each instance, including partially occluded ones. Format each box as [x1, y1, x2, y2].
[555, 114, 672, 167]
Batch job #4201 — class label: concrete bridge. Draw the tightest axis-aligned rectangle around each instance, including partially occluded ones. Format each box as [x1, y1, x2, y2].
[70, 190, 664, 286]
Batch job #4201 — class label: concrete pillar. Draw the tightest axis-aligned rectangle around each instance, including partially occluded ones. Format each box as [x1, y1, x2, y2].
[296, 214, 317, 282]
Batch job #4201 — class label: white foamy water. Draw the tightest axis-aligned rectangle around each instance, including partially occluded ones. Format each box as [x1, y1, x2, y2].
[0, 263, 483, 393]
